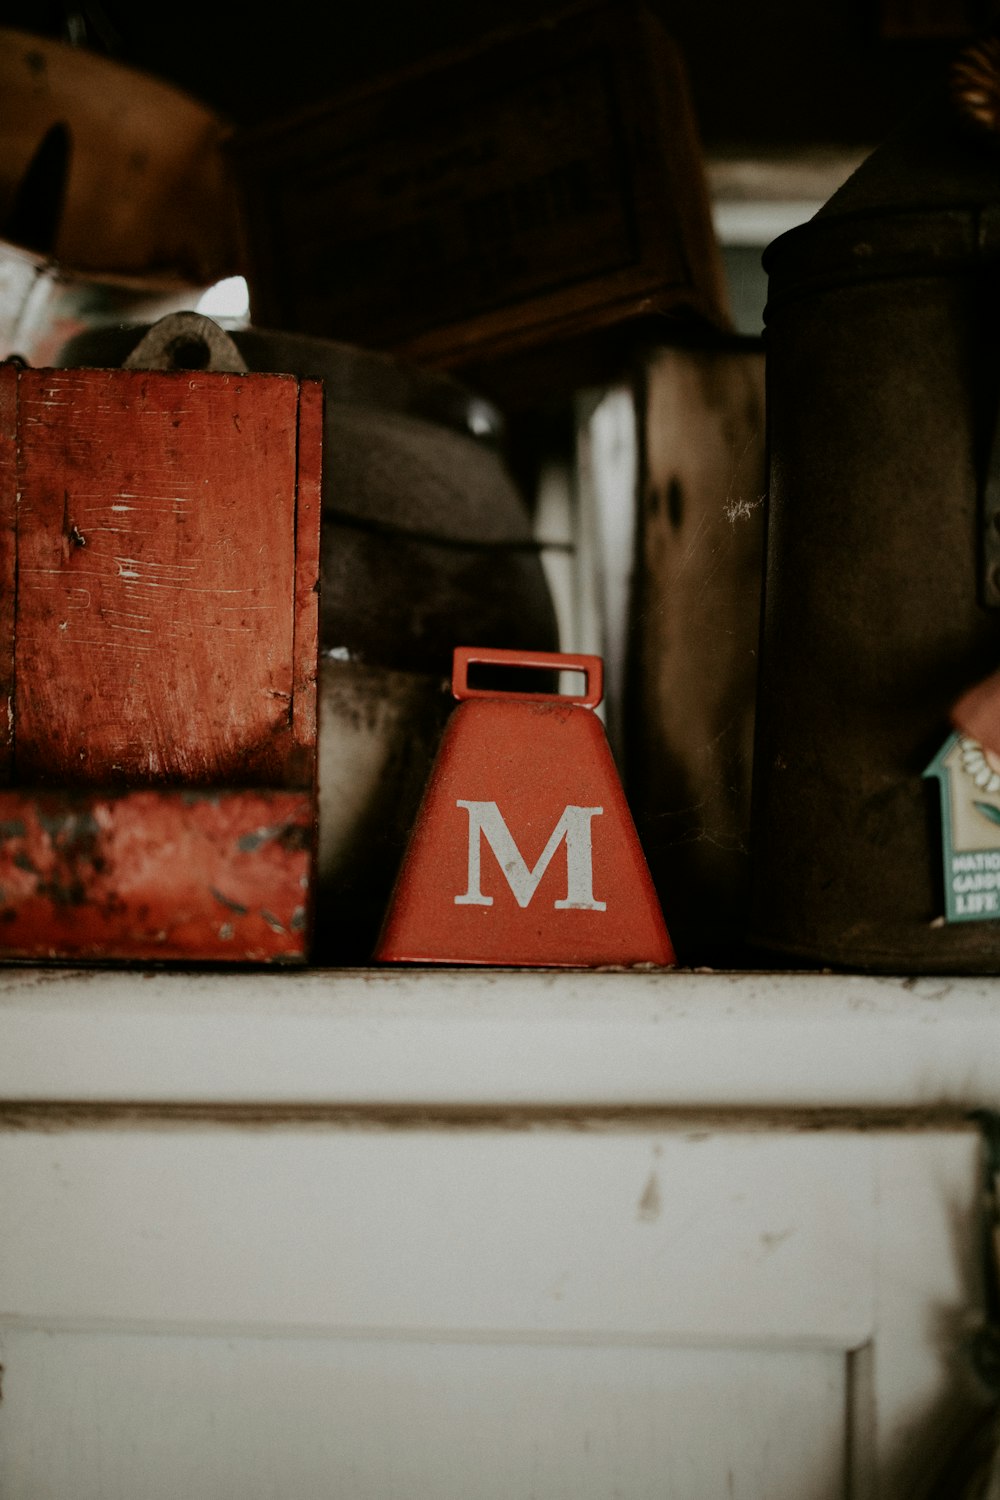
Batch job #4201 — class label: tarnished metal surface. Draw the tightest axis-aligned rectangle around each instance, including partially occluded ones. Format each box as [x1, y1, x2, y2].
[0, 787, 312, 962]
[0, 237, 198, 369]
[750, 94, 1000, 972]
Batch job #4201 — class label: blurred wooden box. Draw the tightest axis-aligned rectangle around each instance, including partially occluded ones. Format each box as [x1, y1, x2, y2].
[0, 361, 321, 964]
[625, 338, 765, 965]
[231, 0, 729, 377]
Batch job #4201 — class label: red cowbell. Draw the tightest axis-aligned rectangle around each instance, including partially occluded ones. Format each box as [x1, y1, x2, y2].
[375, 647, 675, 968]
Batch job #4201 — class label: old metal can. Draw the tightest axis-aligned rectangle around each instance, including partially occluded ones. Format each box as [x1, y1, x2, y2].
[750, 67, 1000, 971]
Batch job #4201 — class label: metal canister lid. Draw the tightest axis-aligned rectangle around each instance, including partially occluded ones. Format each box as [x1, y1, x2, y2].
[764, 62, 1000, 311]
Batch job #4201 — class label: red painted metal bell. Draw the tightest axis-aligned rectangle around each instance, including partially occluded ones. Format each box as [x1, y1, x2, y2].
[375, 647, 674, 968]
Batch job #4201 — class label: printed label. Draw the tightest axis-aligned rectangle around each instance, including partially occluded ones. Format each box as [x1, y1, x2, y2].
[923, 732, 1000, 921]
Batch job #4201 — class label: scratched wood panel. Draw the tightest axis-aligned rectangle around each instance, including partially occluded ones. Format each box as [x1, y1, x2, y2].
[13, 368, 301, 786]
[0, 364, 15, 783]
[288, 377, 323, 782]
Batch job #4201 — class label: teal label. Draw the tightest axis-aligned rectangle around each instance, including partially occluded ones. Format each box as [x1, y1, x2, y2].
[924, 732, 1000, 922]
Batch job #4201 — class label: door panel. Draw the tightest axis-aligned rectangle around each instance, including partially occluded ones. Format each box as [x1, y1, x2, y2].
[0, 1123, 984, 1498]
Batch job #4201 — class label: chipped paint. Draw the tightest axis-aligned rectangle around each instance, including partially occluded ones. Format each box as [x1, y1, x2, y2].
[637, 1171, 662, 1222]
[237, 825, 284, 853]
[0, 788, 314, 962]
[211, 888, 250, 917]
[0, 364, 321, 961]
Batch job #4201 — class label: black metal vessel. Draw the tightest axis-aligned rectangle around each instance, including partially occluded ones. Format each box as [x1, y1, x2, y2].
[750, 52, 1000, 971]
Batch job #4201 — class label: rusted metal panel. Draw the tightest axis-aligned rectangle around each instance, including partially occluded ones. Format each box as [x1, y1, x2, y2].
[0, 787, 312, 963]
[750, 88, 1000, 973]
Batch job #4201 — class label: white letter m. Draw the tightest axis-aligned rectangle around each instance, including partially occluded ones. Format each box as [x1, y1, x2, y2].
[454, 800, 606, 911]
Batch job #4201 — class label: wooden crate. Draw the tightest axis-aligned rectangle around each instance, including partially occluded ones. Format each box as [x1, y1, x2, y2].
[231, 1, 729, 379]
[625, 339, 765, 965]
[0, 361, 321, 963]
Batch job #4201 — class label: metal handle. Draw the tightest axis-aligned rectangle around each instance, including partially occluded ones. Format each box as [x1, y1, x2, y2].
[451, 646, 603, 708]
[122, 311, 248, 374]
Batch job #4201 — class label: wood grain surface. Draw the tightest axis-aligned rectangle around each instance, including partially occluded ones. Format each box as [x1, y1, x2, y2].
[13, 367, 303, 786]
[0, 362, 321, 961]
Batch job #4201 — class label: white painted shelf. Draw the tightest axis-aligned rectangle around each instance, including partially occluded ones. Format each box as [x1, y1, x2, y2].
[0, 966, 998, 1111]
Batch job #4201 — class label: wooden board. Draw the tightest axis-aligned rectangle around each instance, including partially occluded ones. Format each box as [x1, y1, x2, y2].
[12, 368, 315, 786]
[626, 342, 765, 965]
[0, 363, 15, 784]
[0, 362, 322, 962]
[232, 0, 729, 376]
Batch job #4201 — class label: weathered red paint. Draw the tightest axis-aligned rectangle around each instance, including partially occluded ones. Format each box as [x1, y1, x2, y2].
[376, 647, 675, 968]
[10, 367, 315, 785]
[0, 364, 16, 786]
[289, 376, 323, 783]
[0, 361, 321, 963]
[0, 787, 312, 961]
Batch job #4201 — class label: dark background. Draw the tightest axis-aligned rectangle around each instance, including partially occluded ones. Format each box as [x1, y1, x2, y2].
[0, 0, 993, 151]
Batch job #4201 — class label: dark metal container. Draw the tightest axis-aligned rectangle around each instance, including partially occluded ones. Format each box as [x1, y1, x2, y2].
[750, 68, 1000, 972]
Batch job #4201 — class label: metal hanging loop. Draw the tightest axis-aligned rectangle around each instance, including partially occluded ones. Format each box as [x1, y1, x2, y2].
[122, 310, 248, 374]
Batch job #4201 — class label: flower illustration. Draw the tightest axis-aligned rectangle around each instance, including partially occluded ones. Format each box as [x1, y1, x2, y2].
[960, 736, 1000, 793]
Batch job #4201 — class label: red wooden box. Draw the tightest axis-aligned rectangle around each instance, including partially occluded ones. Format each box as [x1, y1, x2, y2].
[0, 360, 322, 963]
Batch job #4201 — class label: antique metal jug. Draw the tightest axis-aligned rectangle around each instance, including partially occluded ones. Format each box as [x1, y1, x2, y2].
[750, 44, 1000, 971]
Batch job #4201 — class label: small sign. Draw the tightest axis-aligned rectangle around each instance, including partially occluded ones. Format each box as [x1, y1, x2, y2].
[924, 732, 1000, 922]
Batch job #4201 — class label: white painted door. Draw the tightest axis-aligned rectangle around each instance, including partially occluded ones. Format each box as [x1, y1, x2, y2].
[0, 1118, 985, 1499]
